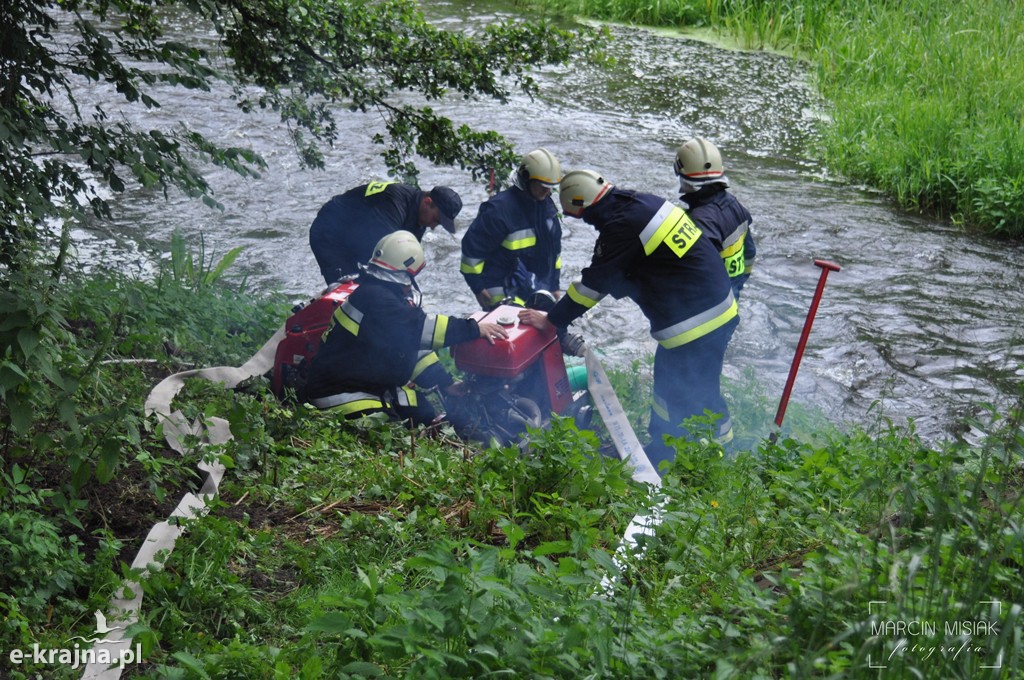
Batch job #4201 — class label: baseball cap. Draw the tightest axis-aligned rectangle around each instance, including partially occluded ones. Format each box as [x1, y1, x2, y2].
[429, 186, 462, 233]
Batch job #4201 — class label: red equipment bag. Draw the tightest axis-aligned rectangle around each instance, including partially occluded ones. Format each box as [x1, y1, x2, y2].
[271, 280, 358, 397]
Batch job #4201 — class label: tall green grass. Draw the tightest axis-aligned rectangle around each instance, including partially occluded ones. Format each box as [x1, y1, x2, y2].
[530, 0, 1024, 237]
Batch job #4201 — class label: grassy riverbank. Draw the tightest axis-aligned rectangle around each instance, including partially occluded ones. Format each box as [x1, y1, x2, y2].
[1, 247, 1022, 677]
[532, 0, 1024, 238]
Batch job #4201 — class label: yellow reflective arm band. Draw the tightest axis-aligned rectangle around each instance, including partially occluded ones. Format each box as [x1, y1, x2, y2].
[335, 307, 360, 336]
[567, 282, 600, 309]
[502, 236, 537, 250]
[720, 237, 745, 258]
[431, 315, 449, 349]
[723, 250, 746, 278]
[411, 352, 439, 381]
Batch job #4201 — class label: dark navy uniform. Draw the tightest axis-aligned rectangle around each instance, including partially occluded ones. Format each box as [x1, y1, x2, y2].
[309, 182, 428, 284]
[460, 187, 562, 307]
[301, 277, 481, 423]
[546, 188, 738, 470]
[683, 185, 756, 299]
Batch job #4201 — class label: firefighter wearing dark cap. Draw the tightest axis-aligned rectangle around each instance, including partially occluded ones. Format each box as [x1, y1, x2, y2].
[460, 149, 564, 309]
[301, 231, 507, 425]
[519, 170, 738, 473]
[309, 182, 463, 285]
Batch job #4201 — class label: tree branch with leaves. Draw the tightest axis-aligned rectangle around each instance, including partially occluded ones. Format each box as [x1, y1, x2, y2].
[0, 0, 592, 264]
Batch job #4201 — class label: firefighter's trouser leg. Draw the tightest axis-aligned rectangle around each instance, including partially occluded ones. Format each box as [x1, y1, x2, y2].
[389, 386, 439, 427]
[645, 316, 738, 472]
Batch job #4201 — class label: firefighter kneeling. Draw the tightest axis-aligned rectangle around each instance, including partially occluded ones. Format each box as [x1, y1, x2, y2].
[300, 231, 508, 428]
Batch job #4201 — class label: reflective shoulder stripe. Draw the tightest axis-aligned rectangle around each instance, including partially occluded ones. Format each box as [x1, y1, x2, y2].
[410, 351, 439, 381]
[566, 281, 605, 309]
[639, 202, 677, 254]
[310, 390, 383, 415]
[460, 255, 485, 274]
[331, 300, 363, 338]
[420, 314, 450, 350]
[501, 228, 537, 251]
[364, 181, 394, 196]
[639, 203, 701, 258]
[651, 292, 738, 348]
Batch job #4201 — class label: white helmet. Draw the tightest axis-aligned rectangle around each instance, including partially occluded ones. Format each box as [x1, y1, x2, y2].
[513, 148, 562, 190]
[674, 137, 728, 194]
[559, 170, 613, 217]
[365, 230, 425, 284]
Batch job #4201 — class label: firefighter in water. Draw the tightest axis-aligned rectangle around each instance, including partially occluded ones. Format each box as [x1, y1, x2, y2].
[674, 137, 756, 299]
[518, 170, 738, 472]
[460, 148, 564, 309]
[309, 182, 463, 285]
[300, 231, 508, 425]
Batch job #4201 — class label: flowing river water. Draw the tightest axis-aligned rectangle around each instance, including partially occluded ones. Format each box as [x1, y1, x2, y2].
[73, 0, 1024, 443]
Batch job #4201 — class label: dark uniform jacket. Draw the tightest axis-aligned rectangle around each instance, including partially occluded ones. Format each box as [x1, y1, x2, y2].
[460, 187, 562, 304]
[309, 182, 427, 283]
[548, 188, 736, 349]
[301, 278, 480, 402]
[683, 185, 756, 293]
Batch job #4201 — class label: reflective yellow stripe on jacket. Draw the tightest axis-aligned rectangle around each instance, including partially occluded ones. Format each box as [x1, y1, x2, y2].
[651, 292, 738, 349]
[420, 314, 450, 350]
[639, 203, 702, 258]
[323, 300, 364, 341]
[501, 228, 537, 251]
[566, 281, 605, 309]
[410, 351, 439, 382]
[460, 255, 485, 275]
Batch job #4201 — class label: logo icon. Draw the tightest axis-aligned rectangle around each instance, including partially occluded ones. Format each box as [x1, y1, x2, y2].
[65, 610, 123, 645]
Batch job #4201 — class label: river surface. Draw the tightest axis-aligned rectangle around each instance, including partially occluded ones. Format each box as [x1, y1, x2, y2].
[72, 0, 1024, 443]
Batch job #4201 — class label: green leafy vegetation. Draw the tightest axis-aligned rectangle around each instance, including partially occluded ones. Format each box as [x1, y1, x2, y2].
[530, 0, 1024, 237]
[2, 238, 1021, 677]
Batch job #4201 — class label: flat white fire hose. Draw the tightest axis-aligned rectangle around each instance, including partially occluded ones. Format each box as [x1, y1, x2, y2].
[81, 335, 652, 676]
[80, 327, 285, 679]
[583, 349, 664, 590]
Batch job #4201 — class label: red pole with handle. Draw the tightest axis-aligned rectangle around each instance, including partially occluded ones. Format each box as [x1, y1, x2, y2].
[771, 259, 841, 442]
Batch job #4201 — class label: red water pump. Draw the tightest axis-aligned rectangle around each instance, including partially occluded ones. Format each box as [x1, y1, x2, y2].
[448, 304, 590, 445]
[270, 281, 590, 445]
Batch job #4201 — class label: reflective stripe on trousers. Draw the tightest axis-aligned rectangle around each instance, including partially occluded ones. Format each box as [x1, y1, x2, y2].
[310, 390, 384, 416]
